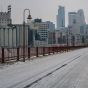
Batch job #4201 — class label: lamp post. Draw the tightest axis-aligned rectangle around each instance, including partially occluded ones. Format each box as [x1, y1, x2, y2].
[23, 9, 32, 62]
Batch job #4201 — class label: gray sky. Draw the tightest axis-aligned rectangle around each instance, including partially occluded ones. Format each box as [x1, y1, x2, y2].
[0, 0, 88, 27]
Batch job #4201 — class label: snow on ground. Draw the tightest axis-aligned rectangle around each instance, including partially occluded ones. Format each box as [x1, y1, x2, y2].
[0, 48, 88, 88]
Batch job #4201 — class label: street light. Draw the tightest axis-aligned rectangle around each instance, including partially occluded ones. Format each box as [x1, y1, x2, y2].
[23, 9, 32, 62]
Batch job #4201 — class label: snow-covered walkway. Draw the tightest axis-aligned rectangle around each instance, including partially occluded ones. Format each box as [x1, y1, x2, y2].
[0, 48, 88, 88]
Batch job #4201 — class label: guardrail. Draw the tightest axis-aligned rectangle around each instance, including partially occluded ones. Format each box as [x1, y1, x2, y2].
[0, 46, 87, 63]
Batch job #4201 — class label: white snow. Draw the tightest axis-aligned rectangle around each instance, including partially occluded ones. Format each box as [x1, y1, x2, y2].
[0, 48, 88, 88]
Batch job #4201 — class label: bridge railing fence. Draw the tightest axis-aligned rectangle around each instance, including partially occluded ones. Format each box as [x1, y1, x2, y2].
[0, 46, 87, 63]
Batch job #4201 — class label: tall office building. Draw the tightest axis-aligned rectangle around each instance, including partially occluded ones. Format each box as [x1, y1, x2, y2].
[72, 19, 80, 35]
[57, 6, 65, 30]
[68, 12, 78, 26]
[68, 9, 85, 26]
[29, 19, 49, 47]
[77, 9, 85, 34]
[46, 21, 55, 31]
[77, 9, 85, 25]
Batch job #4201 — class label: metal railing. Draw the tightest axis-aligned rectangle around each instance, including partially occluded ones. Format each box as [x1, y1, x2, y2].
[0, 46, 87, 63]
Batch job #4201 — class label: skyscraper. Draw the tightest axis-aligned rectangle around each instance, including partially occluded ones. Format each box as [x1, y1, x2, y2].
[68, 9, 85, 26]
[46, 21, 55, 31]
[77, 9, 85, 25]
[57, 6, 65, 30]
[68, 12, 78, 26]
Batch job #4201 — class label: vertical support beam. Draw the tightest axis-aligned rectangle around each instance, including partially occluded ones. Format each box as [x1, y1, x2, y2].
[59, 47, 61, 52]
[48, 47, 50, 55]
[23, 23, 25, 62]
[36, 47, 38, 57]
[53, 47, 54, 54]
[56, 47, 58, 53]
[43, 47, 45, 56]
[28, 47, 30, 58]
[17, 47, 19, 61]
[2, 48, 4, 63]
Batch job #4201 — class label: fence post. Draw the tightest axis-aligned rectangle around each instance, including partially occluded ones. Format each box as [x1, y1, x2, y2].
[67, 46, 68, 52]
[48, 47, 50, 55]
[17, 47, 19, 61]
[36, 47, 38, 57]
[28, 47, 30, 58]
[57, 47, 58, 53]
[2, 48, 4, 63]
[58, 46, 61, 53]
[53, 47, 54, 54]
[43, 47, 45, 56]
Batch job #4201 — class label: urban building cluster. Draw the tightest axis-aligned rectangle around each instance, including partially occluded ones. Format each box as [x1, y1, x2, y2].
[0, 5, 88, 48]
[57, 6, 88, 46]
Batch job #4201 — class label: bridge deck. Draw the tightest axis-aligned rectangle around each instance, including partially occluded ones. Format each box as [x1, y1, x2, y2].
[0, 48, 88, 88]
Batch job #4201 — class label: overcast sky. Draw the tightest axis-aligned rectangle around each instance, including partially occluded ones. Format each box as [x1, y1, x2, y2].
[0, 0, 88, 27]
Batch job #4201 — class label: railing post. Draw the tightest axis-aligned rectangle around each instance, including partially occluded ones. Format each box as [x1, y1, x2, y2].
[28, 47, 30, 58]
[43, 47, 45, 56]
[67, 46, 68, 52]
[59, 47, 61, 53]
[48, 47, 50, 55]
[56, 47, 58, 53]
[2, 48, 4, 63]
[57, 47, 59, 52]
[17, 47, 19, 61]
[53, 47, 54, 54]
[36, 47, 38, 57]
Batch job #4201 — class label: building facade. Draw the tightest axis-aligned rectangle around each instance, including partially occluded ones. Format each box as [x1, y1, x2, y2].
[46, 21, 55, 31]
[72, 20, 80, 35]
[0, 12, 12, 27]
[68, 12, 78, 26]
[57, 6, 65, 30]
[77, 9, 85, 25]
[55, 30, 61, 44]
[33, 20, 48, 41]
[29, 20, 49, 47]
[48, 30, 56, 45]
[60, 27, 68, 34]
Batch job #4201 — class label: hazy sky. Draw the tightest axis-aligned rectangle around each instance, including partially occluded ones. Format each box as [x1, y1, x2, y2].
[0, 0, 88, 27]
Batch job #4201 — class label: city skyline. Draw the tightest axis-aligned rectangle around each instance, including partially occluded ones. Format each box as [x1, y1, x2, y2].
[1, 0, 88, 27]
